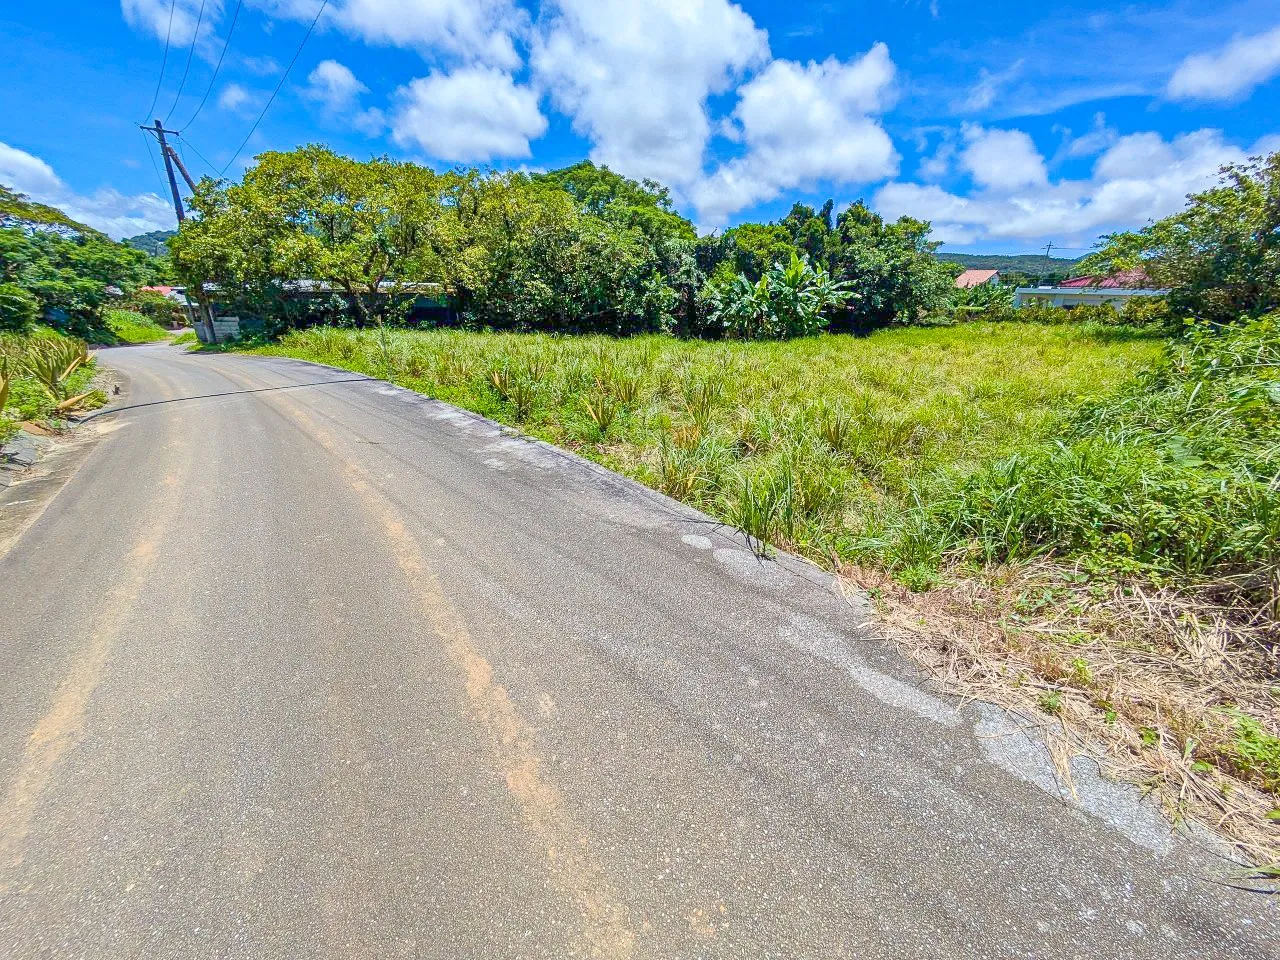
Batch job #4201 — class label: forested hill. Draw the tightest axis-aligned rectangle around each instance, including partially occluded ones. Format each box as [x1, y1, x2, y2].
[0, 185, 101, 237]
[937, 252, 1084, 273]
[122, 229, 177, 256]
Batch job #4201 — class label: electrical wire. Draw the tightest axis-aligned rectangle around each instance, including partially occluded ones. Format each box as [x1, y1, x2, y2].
[218, 0, 329, 177]
[177, 133, 219, 177]
[178, 0, 243, 132]
[164, 0, 209, 124]
[140, 128, 169, 195]
[143, 0, 179, 121]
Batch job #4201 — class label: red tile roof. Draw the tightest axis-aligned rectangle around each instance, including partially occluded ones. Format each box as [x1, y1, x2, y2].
[955, 269, 999, 288]
[1059, 269, 1152, 289]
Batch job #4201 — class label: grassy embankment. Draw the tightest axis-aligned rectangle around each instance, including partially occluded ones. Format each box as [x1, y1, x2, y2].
[102, 308, 171, 344]
[0, 328, 105, 443]
[249, 319, 1280, 864]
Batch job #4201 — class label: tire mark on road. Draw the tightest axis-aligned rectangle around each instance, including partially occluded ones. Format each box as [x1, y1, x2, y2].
[0, 432, 191, 890]
[266, 389, 638, 960]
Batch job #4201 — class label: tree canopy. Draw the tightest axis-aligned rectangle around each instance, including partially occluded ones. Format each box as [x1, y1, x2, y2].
[169, 146, 961, 340]
[1081, 152, 1280, 324]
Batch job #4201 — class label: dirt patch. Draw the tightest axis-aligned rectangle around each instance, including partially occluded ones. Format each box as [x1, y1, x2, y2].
[842, 561, 1280, 877]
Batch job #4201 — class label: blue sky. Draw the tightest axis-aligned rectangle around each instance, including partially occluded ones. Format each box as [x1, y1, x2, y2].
[1, 1, 1277, 253]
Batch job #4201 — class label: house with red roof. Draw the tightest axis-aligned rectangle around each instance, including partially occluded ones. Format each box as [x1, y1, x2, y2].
[1013, 269, 1166, 310]
[955, 268, 1000, 289]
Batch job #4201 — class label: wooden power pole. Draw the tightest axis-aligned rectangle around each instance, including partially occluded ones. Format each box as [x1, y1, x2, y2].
[140, 120, 217, 344]
[141, 119, 185, 224]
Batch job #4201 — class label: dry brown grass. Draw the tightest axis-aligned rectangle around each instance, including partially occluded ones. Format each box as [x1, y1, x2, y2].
[841, 560, 1280, 872]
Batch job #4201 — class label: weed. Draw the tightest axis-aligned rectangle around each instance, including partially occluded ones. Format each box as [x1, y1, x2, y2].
[583, 391, 620, 438]
[1039, 690, 1063, 715]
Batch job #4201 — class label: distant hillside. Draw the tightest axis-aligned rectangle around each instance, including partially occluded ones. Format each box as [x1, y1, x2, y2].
[123, 229, 177, 256]
[0, 184, 102, 238]
[938, 252, 1085, 274]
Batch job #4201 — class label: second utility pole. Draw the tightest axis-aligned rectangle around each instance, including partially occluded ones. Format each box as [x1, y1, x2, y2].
[140, 120, 217, 343]
[141, 119, 185, 224]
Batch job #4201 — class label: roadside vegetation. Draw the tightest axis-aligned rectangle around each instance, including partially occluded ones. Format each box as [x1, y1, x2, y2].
[0, 187, 172, 444]
[0, 329, 104, 443]
[104, 308, 170, 344]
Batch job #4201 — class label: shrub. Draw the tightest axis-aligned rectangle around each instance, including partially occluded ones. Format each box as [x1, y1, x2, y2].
[0, 283, 39, 332]
[711, 254, 851, 339]
[898, 315, 1280, 599]
[126, 289, 185, 327]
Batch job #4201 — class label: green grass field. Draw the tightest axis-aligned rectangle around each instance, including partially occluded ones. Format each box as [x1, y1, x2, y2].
[254, 322, 1164, 576]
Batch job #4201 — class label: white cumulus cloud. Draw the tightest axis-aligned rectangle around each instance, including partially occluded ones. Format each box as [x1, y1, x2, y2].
[1167, 25, 1280, 102]
[533, 0, 768, 193]
[0, 141, 174, 239]
[959, 124, 1047, 191]
[303, 60, 385, 135]
[390, 66, 546, 162]
[692, 44, 899, 227]
[121, 0, 223, 46]
[330, 0, 527, 69]
[875, 128, 1280, 247]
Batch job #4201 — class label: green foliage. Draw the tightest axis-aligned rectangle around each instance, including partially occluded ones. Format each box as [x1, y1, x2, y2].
[890, 316, 1279, 604]
[0, 185, 101, 237]
[105, 309, 170, 344]
[126, 289, 185, 327]
[536, 161, 696, 244]
[711, 254, 852, 339]
[1082, 152, 1280, 324]
[122, 229, 177, 256]
[953, 280, 1014, 317]
[0, 282, 39, 332]
[1225, 712, 1280, 793]
[722, 223, 800, 281]
[171, 148, 958, 339]
[0, 327, 101, 434]
[829, 202, 956, 330]
[0, 225, 158, 338]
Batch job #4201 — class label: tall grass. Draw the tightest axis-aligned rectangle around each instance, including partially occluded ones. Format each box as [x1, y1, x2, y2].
[254, 322, 1165, 573]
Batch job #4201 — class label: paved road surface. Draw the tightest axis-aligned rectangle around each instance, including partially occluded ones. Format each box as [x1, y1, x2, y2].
[1, 343, 1274, 959]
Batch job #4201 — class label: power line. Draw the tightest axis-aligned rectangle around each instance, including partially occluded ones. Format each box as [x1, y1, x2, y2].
[179, 0, 243, 132]
[143, 0, 179, 120]
[140, 127, 169, 195]
[164, 0, 209, 124]
[218, 0, 329, 177]
[176, 132, 219, 177]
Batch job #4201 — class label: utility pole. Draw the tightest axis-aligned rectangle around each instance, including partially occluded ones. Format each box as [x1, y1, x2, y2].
[140, 120, 217, 344]
[141, 119, 185, 224]
[164, 144, 197, 193]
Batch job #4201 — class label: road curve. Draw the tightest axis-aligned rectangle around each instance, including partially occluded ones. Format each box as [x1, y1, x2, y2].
[0, 342, 1273, 959]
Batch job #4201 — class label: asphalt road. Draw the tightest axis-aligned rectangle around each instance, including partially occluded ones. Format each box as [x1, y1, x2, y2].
[0, 342, 1274, 959]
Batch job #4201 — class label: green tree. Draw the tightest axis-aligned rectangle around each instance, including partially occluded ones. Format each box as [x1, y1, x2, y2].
[827, 202, 954, 330]
[0, 282, 39, 331]
[537, 161, 696, 245]
[452, 173, 660, 334]
[712, 253, 852, 339]
[172, 146, 461, 334]
[721, 223, 799, 281]
[1081, 152, 1280, 323]
[0, 227, 155, 337]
